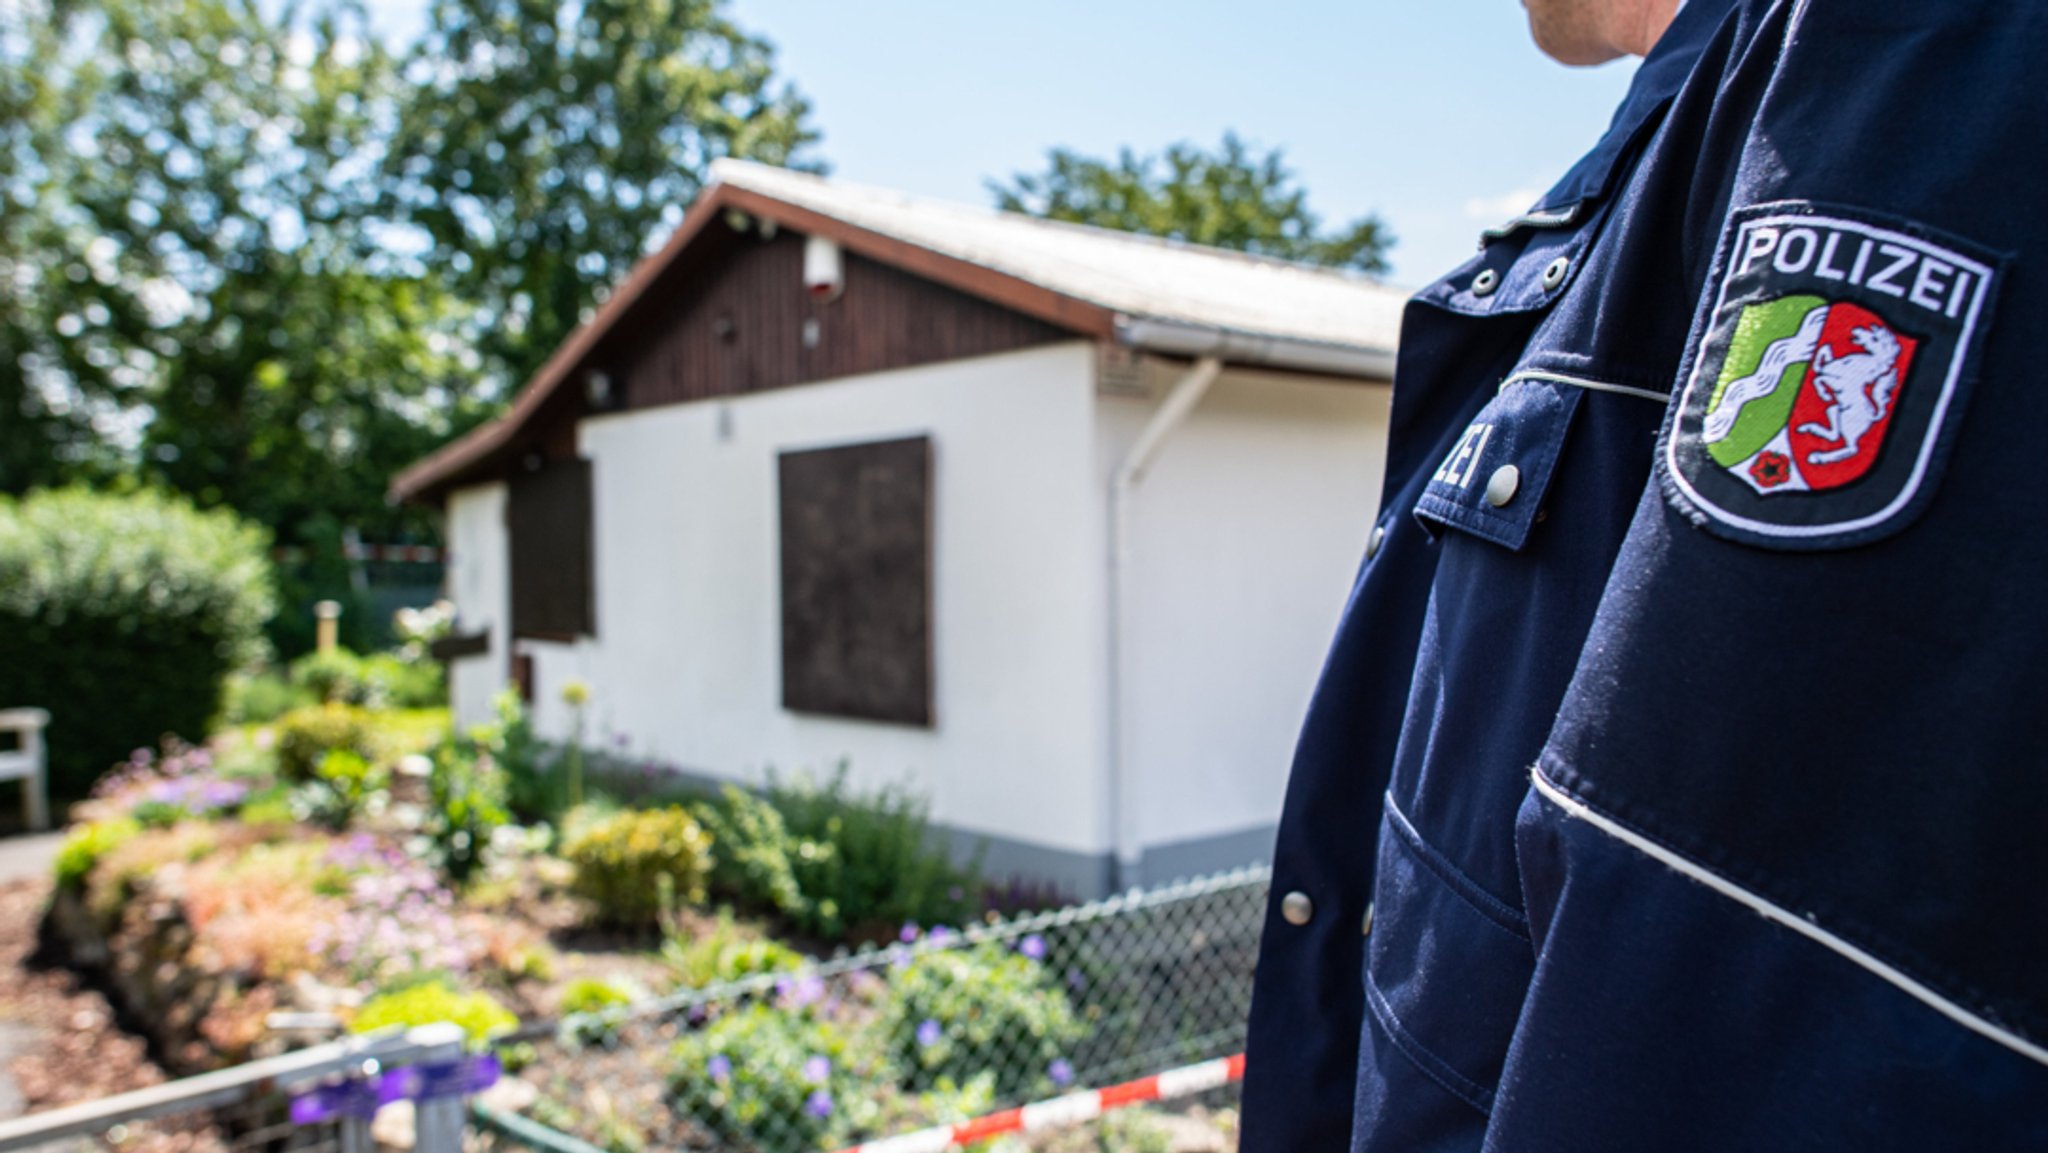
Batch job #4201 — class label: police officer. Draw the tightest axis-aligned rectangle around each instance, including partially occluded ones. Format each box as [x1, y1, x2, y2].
[1242, 0, 2048, 1148]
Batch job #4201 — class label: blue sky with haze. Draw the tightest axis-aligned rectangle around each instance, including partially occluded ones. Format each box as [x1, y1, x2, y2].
[360, 1, 1642, 286]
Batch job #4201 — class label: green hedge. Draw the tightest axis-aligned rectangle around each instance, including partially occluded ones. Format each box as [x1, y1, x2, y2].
[0, 488, 274, 799]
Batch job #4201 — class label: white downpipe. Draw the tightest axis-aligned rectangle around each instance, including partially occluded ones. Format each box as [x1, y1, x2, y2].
[1106, 355, 1224, 891]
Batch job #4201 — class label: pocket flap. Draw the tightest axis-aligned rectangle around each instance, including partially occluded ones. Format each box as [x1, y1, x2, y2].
[1414, 377, 1584, 551]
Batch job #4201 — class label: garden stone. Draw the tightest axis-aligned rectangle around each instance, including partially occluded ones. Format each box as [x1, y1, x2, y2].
[475, 1075, 537, 1115]
[372, 1097, 415, 1150]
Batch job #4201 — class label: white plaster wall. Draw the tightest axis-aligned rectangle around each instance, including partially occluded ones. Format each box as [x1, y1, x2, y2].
[1097, 364, 1390, 882]
[443, 482, 510, 732]
[562, 342, 1108, 856]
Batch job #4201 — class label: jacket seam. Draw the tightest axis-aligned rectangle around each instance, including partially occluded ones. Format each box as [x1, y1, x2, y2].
[1362, 968, 1496, 1116]
[1382, 793, 1533, 943]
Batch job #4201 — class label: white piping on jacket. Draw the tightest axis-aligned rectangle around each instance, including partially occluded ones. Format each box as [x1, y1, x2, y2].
[1530, 765, 2048, 1068]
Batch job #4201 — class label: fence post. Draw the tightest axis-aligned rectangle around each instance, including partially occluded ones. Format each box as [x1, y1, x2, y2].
[315, 600, 342, 654]
[409, 1023, 469, 1153]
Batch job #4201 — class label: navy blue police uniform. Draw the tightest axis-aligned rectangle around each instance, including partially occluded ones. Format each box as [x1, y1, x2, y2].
[1241, 0, 2048, 1148]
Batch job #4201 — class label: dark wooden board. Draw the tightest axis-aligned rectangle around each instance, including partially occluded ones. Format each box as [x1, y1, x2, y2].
[778, 436, 933, 727]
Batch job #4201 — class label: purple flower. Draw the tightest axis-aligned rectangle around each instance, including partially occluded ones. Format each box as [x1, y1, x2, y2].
[1049, 1058, 1075, 1087]
[926, 925, 955, 948]
[801, 1055, 831, 1084]
[706, 1054, 732, 1082]
[1018, 934, 1047, 961]
[898, 922, 919, 943]
[804, 1089, 833, 1118]
[793, 975, 826, 1006]
[915, 1019, 942, 1048]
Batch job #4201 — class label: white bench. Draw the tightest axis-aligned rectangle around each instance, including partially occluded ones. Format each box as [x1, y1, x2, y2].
[0, 708, 50, 831]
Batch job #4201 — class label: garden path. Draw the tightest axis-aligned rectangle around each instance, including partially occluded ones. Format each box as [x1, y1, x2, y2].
[0, 833, 62, 886]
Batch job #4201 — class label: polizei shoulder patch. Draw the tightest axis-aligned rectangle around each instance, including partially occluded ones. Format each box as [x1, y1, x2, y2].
[1662, 203, 2002, 549]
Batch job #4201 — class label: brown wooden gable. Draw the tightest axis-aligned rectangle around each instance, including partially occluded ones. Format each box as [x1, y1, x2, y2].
[598, 219, 1075, 412]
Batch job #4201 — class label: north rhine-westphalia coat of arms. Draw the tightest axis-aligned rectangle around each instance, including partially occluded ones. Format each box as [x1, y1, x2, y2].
[1664, 205, 1998, 549]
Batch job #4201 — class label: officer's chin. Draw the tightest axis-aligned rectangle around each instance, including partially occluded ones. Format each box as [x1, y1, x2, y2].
[1522, 0, 1630, 66]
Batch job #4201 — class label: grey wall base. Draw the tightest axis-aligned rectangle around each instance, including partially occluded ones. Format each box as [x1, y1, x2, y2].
[940, 821, 1277, 902]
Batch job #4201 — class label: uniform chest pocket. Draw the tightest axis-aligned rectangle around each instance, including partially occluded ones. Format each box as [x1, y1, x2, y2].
[1414, 375, 1587, 551]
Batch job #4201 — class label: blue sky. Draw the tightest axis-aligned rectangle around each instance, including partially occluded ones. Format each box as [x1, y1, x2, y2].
[361, 2, 1643, 285]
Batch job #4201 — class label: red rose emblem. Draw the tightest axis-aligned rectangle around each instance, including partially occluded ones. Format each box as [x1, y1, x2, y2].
[1750, 450, 1792, 489]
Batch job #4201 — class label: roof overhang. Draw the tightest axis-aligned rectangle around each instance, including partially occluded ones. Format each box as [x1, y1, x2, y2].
[1114, 316, 1398, 381]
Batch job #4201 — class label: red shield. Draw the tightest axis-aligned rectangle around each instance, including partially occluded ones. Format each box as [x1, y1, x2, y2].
[1786, 303, 1920, 491]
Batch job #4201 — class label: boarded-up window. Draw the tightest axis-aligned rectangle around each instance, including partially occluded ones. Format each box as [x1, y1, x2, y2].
[778, 436, 932, 726]
[508, 458, 595, 640]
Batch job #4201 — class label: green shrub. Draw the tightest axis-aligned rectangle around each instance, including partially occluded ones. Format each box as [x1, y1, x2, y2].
[765, 767, 981, 940]
[561, 806, 714, 929]
[424, 738, 510, 884]
[351, 981, 518, 1050]
[362, 652, 445, 709]
[559, 976, 645, 1045]
[51, 818, 142, 891]
[882, 942, 1085, 1100]
[220, 671, 314, 725]
[668, 1001, 888, 1149]
[662, 911, 807, 990]
[560, 977, 637, 1016]
[275, 704, 378, 782]
[288, 647, 446, 710]
[0, 487, 273, 799]
[461, 690, 561, 824]
[291, 748, 388, 829]
[691, 786, 815, 922]
[236, 783, 298, 826]
[290, 647, 370, 704]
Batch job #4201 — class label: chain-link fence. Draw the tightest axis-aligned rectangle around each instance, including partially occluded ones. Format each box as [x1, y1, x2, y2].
[477, 866, 1271, 1153]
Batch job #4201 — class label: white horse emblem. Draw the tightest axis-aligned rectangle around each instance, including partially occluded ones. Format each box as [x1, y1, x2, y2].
[1797, 324, 1902, 466]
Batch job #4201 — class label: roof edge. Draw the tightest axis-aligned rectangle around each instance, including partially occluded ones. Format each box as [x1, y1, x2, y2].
[1116, 317, 1397, 381]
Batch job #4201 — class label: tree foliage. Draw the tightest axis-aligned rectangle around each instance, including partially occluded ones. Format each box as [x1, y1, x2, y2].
[990, 132, 1393, 275]
[387, 0, 820, 390]
[1, 0, 818, 653]
[2, 0, 483, 541]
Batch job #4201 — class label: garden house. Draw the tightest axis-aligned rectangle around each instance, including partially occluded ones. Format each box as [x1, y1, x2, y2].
[392, 160, 1406, 898]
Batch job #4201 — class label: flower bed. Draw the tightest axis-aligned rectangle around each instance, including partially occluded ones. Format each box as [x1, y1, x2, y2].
[31, 676, 1241, 1151]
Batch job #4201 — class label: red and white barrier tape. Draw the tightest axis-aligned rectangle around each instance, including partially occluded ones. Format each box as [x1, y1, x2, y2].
[833, 1052, 1245, 1153]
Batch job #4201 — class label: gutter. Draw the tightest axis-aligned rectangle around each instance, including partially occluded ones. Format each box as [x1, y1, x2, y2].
[1115, 316, 1397, 381]
[1105, 355, 1224, 892]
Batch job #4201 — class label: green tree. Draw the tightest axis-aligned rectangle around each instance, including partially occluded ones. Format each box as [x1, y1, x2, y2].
[990, 132, 1393, 275]
[386, 0, 821, 391]
[0, 8, 124, 491]
[3, 0, 492, 649]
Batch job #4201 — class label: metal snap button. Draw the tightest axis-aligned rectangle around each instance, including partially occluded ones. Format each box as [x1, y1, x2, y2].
[1541, 256, 1571, 291]
[1365, 523, 1386, 561]
[1362, 902, 1375, 937]
[1471, 268, 1500, 297]
[1281, 891, 1314, 926]
[1485, 465, 1521, 508]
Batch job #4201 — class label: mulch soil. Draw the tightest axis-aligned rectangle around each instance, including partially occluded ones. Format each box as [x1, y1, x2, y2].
[0, 877, 230, 1153]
